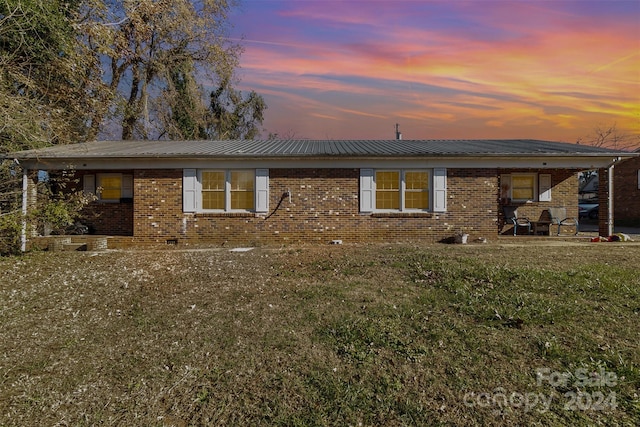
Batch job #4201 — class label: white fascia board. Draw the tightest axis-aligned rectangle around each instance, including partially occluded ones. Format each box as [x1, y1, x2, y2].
[20, 155, 627, 171]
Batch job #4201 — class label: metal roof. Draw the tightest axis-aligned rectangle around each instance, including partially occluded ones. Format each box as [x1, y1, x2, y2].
[7, 139, 633, 160]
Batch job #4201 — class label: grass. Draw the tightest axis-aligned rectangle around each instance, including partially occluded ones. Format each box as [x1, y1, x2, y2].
[0, 243, 639, 426]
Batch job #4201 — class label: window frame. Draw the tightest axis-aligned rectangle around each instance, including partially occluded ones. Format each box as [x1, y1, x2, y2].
[198, 169, 256, 213]
[374, 170, 401, 211]
[84, 173, 133, 203]
[373, 169, 432, 212]
[200, 170, 226, 211]
[510, 172, 538, 202]
[96, 173, 123, 202]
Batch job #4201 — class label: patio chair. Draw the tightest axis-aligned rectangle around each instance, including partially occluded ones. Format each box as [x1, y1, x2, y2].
[503, 206, 531, 236]
[547, 207, 579, 236]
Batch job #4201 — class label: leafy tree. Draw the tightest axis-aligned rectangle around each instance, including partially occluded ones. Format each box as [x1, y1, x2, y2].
[0, 0, 266, 253]
[157, 56, 210, 140]
[157, 58, 266, 140]
[82, 0, 245, 140]
[0, 0, 95, 151]
[207, 77, 266, 140]
[0, 0, 97, 254]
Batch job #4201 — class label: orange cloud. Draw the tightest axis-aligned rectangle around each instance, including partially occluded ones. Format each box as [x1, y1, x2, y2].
[231, 1, 639, 143]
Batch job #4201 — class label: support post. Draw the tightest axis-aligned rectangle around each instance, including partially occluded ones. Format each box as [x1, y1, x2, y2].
[608, 163, 614, 237]
[21, 167, 28, 252]
[598, 159, 620, 237]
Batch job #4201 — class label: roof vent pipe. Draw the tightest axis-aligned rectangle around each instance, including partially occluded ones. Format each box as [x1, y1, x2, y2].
[395, 123, 402, 140]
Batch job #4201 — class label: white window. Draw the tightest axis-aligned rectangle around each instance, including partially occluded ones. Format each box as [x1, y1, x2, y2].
[359, 168, 446, 213]
[183, 169, 269, 213]
[83, 173, 132, 202]
[500, 173, 551, 202]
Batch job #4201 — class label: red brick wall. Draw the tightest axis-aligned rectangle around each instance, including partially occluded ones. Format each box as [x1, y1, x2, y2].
[133, 169, 184, 240]
[614, 157, 640, 223]
[74, 170, 133, 236]
[71, 167, 581, 244]
[129, 168, 500, 245]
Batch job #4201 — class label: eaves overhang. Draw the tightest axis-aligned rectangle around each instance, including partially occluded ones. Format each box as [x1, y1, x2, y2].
[11, 154, 635, 172]
[6, 139, 637, 170]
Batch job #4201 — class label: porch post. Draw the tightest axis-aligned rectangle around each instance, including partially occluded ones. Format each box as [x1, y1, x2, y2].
[607, 163, 614, 237]
[20, 167, 28, 252]
[598, 159, 621, 237]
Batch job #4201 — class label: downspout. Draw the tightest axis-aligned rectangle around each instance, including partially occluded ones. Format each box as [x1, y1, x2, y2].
[21, 166, 28, 252]
[606, 157, 621, 237]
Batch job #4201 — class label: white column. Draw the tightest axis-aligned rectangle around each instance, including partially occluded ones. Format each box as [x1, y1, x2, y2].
[21, 168, 28, 252]
[608, 163, 614, 237]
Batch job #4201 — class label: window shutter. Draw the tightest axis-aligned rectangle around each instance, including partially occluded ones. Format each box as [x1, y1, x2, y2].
[122, 174, 133, 198]
[433, 168, 447, 212]
[637, 169, 640, 190]
[360, 168, 375, 212]
[83, 174, 95, 196]
[183, 169, 197, 212]
[500, 174, 511, 200]
[255, 169, 269, 213]
[539, 174, 551, 201]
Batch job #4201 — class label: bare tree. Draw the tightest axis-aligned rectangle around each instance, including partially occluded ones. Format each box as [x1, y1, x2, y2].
[577, 123, 639, 151]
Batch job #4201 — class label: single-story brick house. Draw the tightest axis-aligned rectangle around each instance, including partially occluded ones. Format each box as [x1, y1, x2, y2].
[8, 139, 636, 246]
[612, 149, 640, 225]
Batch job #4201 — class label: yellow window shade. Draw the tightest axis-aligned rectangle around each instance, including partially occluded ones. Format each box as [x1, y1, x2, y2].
[99, 175, 121, 200]
[405, 171, 429, 209]
[512, 175, 535, 200]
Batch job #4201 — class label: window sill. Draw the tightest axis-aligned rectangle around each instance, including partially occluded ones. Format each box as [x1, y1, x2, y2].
[194, 212, 258, 218]
[370, 212, 434, 218]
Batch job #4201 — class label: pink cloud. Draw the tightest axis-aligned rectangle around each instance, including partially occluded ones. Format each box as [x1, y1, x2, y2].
[231, 1, 639, 142]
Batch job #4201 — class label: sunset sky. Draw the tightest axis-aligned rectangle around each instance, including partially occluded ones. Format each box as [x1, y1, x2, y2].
[229, 0, 639, 144]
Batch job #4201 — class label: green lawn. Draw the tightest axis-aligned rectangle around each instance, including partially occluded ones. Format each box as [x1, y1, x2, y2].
[1, 243, 638, 426]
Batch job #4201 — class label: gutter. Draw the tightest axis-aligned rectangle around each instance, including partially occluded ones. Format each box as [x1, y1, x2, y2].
[605, 157, 622, 237]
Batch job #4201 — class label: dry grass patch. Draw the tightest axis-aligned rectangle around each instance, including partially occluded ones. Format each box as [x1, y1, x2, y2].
[0, 243, 639, 426]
